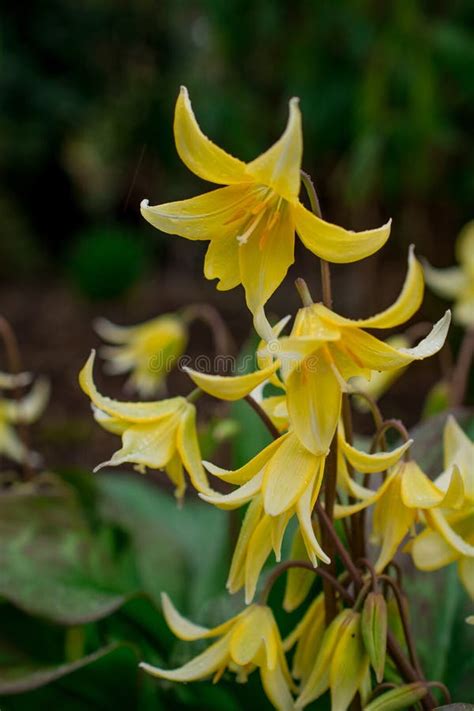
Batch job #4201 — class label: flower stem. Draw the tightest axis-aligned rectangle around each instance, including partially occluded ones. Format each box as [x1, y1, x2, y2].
[181, 303, 235, 358]
[300, 170, 332, 308]
[244, 394, 281, 440]
[450, 327, 474, 407]
[259, 559, 353, 606]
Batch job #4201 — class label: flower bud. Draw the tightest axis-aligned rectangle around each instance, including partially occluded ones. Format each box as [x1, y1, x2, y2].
[361, 591, 387, 683]
[364, 682, 427, 711]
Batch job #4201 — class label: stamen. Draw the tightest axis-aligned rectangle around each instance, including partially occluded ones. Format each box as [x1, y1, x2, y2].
[236, 209, 267, 245]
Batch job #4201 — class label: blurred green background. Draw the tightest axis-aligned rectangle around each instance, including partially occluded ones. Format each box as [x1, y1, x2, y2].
[0, 1, 473, 709]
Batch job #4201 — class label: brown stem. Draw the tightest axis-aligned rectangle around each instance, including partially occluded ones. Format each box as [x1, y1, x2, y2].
[259, 560, 353, 606]
[357, 558, 378, 591]
[181, 303, 235, 358]
[450, 328, 474, 407]
[320, 442, 340, 623]
[300, 170, 332, 308]
[373, 419, 411, 459]
[244, 395, 281, 440]
[426, 681, 451, 705]
[342, 394, 364, 560]
[386, 632, 434, 711]
[379, 574, 423, 679]
[315, 502, 362, 588]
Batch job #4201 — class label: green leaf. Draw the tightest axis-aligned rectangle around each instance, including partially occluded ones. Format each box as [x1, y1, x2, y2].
[0, 487, 137, 625]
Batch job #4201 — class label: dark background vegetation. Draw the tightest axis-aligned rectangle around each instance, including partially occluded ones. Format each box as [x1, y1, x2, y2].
[1, 1, 473, 467]
[0, 2, 473, 709]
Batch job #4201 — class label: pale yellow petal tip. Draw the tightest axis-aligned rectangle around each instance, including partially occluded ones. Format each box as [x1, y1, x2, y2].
[139, 662, 161, 677]
[140, 198, 150, 210]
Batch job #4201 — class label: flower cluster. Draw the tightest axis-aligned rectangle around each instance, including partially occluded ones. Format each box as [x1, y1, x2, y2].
[80, 88, 472, 710]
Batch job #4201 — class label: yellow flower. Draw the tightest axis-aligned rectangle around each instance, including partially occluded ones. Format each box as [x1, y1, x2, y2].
[295, 609, 370, 711]
[200, 432, 328, 602]
[140, 593, 295, 711]
[261, 247, 450, 455]
[78, 351, 210, 499]
[336, 454, 465, 573]
[141, 87, 391, 339]
[283, 593, 325, 683]
[410, 416, 474, 598]
[94, 313, 187, 397]
[0, 374, 49, 465]
[350, 334, 410, 412]
[424, 220, 474, 327]
[411, 510, 474, 599]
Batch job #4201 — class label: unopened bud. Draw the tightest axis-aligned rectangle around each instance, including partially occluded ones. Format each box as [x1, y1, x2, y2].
[361, 591, 387, 683]
[364, 682, 427, 711]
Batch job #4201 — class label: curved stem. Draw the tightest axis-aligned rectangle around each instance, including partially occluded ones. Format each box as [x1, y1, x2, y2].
[315, 502, 363, 588]
[357, 558, 378, 592]
[259, 560, 353, 606]
[450, 327, 474, 407]
[426, 681, 451, 705]
[186, 387, 203, 404]
[300, 170, 332, 308]
[378, 574, 424, 680]
[373, 419, 411, 459]
[244, 395, 281, 440]
[181, 303, 235, 357]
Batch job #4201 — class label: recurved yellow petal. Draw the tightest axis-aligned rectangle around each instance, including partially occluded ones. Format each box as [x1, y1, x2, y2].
[287, 351, 342, 455]
[203, 435, 287, 485]
[176, 404, 211, 494]
[183, 360, 280, 401]
[227, 496, 263, 594]
[411, 527, 459, 571]
[246, 97, 302, 201]
[260, 661, 295, 711]
[262, 433, 319, 516]
[373, 473, 416, 572]
[283, 528, 314, 612]
[425, 509, 474, 557]
[160, 592, 238, 641]
[339, 433, 412, 473]
[140, 633, 231, 682]
[230, 605, 277, 669]
[296, 461, 329, 565]
[321, 246, 423, 330]
[293, 201, 391, 264]
[173, 86, 248, 184]
[141, 184, 253, 241]
[95, 416, 179, 472]
[245, 514, 274, 603]
[424, 262, 466, 299]
[199, 471, 263, 510]
[80, 351, 185, 422]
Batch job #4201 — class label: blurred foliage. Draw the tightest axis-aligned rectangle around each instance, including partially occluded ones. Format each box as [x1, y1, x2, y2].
[0, 0, 473, 277]
[68, 226, 149, 300]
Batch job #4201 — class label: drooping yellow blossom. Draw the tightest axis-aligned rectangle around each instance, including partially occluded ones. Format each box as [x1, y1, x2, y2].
[201, 432, 328, 602]
[79, 351, 211, 499]
[0, 374, 49, 465]
[410, 416, 474, 598]
[199, 430, 409, 602]
[295, 608, 370, 711]
[141, 87, 391, 339]
[424, 220, 474, 327]
[94, 313, 187, 397]
[260, 247, 450, 455]
[140, 593, 295, 711]
[336, 453, 465, 573]
[350, 334, 410, 412]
